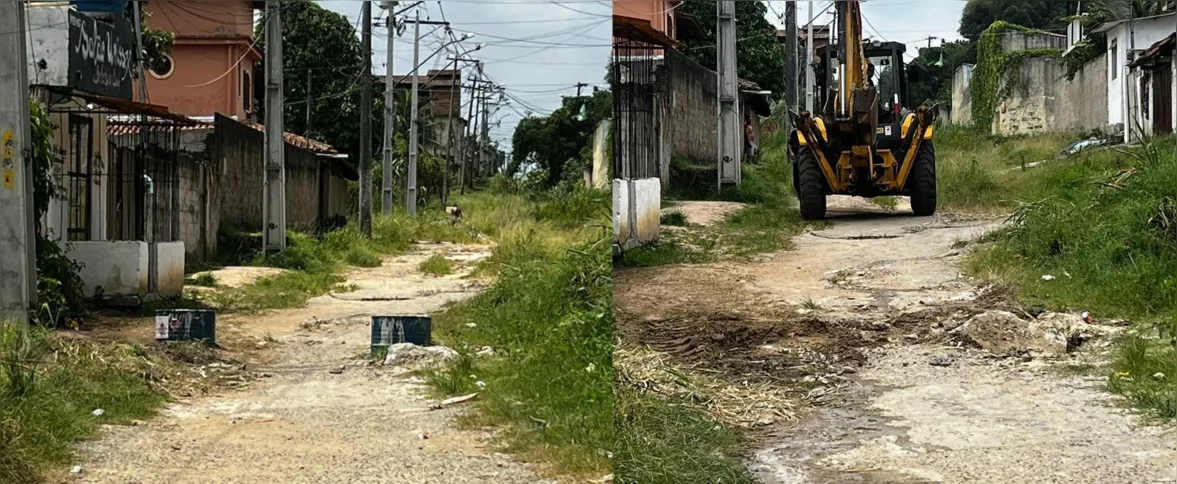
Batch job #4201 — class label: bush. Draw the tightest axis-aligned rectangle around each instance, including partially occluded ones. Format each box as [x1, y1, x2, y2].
[418, 254, 452, 276]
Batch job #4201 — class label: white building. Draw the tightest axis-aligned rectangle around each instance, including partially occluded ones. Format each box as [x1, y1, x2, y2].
[1092, 11, 1177, 142]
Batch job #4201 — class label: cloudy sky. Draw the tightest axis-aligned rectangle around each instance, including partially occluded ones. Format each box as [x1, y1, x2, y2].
[318, 0, 612, 155]
[764, 0, 967, 61]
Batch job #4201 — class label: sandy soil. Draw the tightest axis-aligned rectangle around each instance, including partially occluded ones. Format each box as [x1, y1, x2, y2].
[616, 196, 1177, 483]
[663, 201, 747, 226]
[71, 243, 553, 484]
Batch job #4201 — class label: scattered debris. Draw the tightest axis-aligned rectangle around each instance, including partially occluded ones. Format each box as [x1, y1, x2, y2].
[418, 431, 429, 440]
[381, 343, 458, 370]
[1041, 275, 1055, 281]
[70, 465, 84, 475]
[475, 346, 495, 357]
[529, 416, 549, 428]
[91, 408, 105, 417]
[475, 380, 487, 390]
[465, 322, 477, 328]
[437, 393, 479, 408]
[929, 355, 955, 367]
[1153, 372, 1166, 381]
[953, 310, 1067, 358]
[329, 366, 345, 375]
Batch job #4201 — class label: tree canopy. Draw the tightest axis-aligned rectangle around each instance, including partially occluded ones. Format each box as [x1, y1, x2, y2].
[255, 0, 380, 158]
[676, 0, 786, 99]
[509, 89, 611, 187]
[958, 0, 1073, 40]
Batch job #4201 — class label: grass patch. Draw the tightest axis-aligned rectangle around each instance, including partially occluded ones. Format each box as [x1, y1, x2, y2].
[871, 196, 899, 210]
[344, 247, 382, 268]
[660, 210, 688, 226]
[418, 254, 453, 276]
[613, 385, 755, 484]
[185, 273, 217, 287]
[935, 126, 1075, 213]
[963, 135, 1177, 419]
[0, 323, 167, 483]
[424, 185, 612, 476]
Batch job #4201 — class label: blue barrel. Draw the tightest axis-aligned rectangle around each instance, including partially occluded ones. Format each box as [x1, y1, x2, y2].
[154, 309, 216, 344]
[371, 315, 432, 356]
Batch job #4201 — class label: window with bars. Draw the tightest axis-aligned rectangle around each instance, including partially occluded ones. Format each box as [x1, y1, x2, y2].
[67, 115, 93, 242]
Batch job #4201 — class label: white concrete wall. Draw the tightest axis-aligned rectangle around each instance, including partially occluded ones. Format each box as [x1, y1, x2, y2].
[25, 4, 70, 87]
[632, 178, 660, 245]
[154, 241, 185, 297]
[67, 241, 148, 297]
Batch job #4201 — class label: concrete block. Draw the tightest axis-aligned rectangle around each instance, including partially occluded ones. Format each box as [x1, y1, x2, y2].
[633, 178, 661, 245]
[67, 241, 148, 297]
[154, 242, 185, 298]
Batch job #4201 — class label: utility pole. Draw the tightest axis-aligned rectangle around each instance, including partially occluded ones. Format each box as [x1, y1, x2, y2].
[380, 1, 397, 215]
[716, 0, 740, 186]
[478, 63, 490, 184]
[406, 11, 421, 215]
[358, 0, 373, 235]
[263, 0, 286, 252]
[924, 36, 939, 49]
[461, 72, 478, 193]
[784, 1, 797, 146]
[576, 82, 589, 97]
[1, 0, 34, 324]
[805, 0, 815, 112]
[443, 57, 458, 206]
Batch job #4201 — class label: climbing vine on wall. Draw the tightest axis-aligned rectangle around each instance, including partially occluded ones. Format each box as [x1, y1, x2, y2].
[969, 21, 1062, 130]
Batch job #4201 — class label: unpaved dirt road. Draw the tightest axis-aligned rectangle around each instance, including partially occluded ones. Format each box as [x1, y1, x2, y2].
[74, 243, 551, 484]
[616, 197, 1177, 483]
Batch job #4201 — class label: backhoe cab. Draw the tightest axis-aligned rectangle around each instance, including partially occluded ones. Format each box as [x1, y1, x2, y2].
[788, 1, 938, 220]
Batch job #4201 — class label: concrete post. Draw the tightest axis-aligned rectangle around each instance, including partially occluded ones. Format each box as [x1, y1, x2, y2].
[1, 0, 34, 323]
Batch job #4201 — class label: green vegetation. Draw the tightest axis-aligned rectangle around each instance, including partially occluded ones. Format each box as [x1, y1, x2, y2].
[0, 324, 166, 483]
[186, 273, 218, 287]
[871, 196, 899, 211]
[659, 210, 688, 226]
[425, 181, 611, 476]
[934, 126, 1073, 213]
[614, 384, 755, 484]
[970, 22, 1061, 130]
[962, 136, 1177, 419]
[418, 254, 452, 276]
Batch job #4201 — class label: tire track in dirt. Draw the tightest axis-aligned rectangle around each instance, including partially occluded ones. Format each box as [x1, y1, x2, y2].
[616, 197, 1177, 484]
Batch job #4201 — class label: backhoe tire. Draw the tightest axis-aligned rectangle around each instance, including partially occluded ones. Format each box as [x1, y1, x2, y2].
[909, 140, 937, 217]
[796, 148, 827, 220]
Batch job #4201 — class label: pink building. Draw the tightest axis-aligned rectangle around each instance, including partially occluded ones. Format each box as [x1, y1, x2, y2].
[142, 0, 261, 120]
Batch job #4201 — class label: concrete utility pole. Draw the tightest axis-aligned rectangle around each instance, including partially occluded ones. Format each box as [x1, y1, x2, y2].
[406, 11, 421, 215]
[461, 70, 478, 193]
[358, 0, 373, 235]
[263, 1, 286, 252]
[380, 1, 397, 215]
[805, 0, 815, 112]
[716, 0, 740, 186]
[478, 63, 490, 183]
[1, 0, 34, 324]
[305, 69, 312, 136]
[785, 1, 798, 143]
[443, 56, 458, 206]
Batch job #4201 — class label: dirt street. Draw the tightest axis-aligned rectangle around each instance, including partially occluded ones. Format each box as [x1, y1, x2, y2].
[616, 196, 1177, 483]
[73, 243, 552, 484]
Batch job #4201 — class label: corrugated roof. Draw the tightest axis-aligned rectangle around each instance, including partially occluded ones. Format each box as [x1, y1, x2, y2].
[613, 15, 679, 47]
[107, 120, 339, 155]
[1130, 32, 1176, 68]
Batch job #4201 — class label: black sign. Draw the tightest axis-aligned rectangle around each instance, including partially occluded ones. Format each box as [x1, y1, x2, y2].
[68, 10, 134, 99]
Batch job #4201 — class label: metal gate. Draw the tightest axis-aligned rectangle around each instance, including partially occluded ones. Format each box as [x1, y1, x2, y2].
[612, 38, 661, 181]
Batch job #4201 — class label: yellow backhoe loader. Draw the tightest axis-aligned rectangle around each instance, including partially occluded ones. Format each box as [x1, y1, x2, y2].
[788, 0, 938, 220]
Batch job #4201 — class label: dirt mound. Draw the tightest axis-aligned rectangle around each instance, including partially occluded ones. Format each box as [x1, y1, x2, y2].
[952, 310, 1068, 358]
